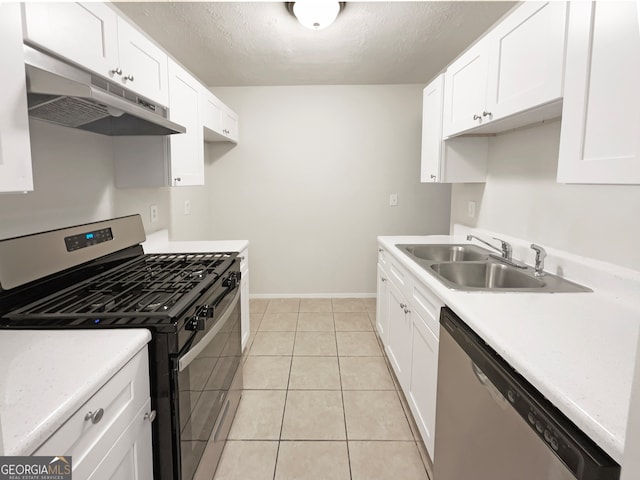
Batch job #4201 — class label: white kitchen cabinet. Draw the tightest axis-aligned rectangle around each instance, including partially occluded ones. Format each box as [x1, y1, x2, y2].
[168, 59, 204, 186]
[116, 17, 170, 107]
[202, 89, 239, 144]
[0, 2, 33, 193]
[386, 282, 413, 391]
[376, 240, 443, 461]
[442, 41, 489, 136]
[239, 248, 250, 351]
[557, 1, 640, 185]
[22, 2, 169, 107]
[443, 2, 567, 137]
[35, 347, 153, 479]
[408, 308, 439, 460]
[375, 263, 390, 345]
[421, 74, 488, 183]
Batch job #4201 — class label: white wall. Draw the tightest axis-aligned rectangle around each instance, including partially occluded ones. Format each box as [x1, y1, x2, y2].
[0, 120, 171, 240]
[451, 119, 640, 271]
[207, 85, 451, 295]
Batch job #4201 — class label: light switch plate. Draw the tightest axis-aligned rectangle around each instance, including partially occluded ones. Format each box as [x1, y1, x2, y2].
[150, 204, 159, 223]
[389, 194, 398, 206]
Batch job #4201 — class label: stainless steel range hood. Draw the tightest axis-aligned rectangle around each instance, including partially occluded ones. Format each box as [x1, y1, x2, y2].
[24, 45, 186, 136]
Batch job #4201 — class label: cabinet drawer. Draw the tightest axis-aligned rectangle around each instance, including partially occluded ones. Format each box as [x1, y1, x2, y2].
[35, 348, 150, 475]
[409, 281, 443, 339]
[377, 246, 388, 269]
[389, 258, 409, 290]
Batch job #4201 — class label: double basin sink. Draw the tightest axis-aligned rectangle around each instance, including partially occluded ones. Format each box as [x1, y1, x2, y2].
[396, 244, 591, 293]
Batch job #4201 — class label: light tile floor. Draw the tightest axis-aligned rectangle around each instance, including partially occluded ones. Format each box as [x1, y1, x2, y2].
[212, 298, 431, 480]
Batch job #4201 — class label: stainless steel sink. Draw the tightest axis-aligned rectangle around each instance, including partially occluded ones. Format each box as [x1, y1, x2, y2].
[394, 243, 591, 293]
[431, 262, 545, 290]
[397, 244, 491, 262]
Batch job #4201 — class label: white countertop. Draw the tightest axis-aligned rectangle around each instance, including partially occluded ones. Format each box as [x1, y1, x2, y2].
[378, 229, 640, 464]
[0, 329, 151, 456]
[143, 230, 248, 254]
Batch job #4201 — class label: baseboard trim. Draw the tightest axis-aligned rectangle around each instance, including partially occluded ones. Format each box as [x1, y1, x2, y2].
[249, 293, 376, 299]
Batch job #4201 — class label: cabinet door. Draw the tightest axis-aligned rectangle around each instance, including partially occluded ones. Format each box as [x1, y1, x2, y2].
[408, 310, 439, 461]
[0, 3, 33, 193]
[421, 75, 444, 182]
[22, 2, 119, 80]
[87, 400, 154, 480]
[485, 2, 566, 120]
[168, 59, 204, 186]
[240, 252, 250, 352]
[442, 41, 489, 137]
[221, 108, 239, 143]
[117, 17, 169, 107]
[557, 2, 640, 184]
[202, 89, 223, 141]
[375, 264, 390, 346]
[386, 284, 412, 391]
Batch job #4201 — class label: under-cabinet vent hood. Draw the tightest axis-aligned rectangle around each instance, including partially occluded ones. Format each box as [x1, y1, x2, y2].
[23, 45, 186, 136]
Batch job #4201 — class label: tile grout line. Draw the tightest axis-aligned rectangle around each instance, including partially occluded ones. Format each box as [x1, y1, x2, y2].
[334, 310, 354, 480]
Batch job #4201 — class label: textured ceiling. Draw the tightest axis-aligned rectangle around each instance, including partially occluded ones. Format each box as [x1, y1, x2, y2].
[114, 1, 516, 87]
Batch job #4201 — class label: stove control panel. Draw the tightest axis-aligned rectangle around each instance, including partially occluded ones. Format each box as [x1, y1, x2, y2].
[64, 228, 113, 252]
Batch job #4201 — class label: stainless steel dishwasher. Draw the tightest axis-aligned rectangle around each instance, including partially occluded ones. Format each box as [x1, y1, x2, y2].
[434, 308, 620, 480]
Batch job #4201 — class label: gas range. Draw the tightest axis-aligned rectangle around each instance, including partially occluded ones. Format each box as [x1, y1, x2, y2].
[0, 215, 244, 480]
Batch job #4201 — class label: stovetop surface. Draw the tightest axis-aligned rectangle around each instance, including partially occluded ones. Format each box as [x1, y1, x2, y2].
[2, 252, 237, 329]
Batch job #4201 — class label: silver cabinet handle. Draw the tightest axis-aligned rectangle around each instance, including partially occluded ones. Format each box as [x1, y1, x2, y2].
[144, 410, 156, 423]
[124, 74, 135, 82]
[378, 248, 384, 253]
[381, 277, 387, 282]
[84, 408, 104, 424]
[473, 114, 482, 120]
[482, 111, 492, 117]
[404, 307, 411, 314]
[111, 67, 122, 75]
[430, 174, 437, 180]
[174, 177, 181, 184]
[399, 303, 407, 309]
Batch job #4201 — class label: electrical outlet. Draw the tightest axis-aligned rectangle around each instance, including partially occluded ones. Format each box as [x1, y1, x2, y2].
[150, 204, 159, 223]
[468, 201, 476, 218]
[184, 200, 191, 215]
[389, 193, 398, 206]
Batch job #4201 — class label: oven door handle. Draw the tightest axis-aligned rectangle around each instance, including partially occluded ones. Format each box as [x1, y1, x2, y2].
[178, 286, 240, 373]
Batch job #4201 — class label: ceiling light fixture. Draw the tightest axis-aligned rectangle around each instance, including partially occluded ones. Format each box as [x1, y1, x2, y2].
[286, 2, 345, 31]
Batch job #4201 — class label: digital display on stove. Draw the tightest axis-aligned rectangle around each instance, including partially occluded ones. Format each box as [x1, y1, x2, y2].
[64, 228, 113, 252]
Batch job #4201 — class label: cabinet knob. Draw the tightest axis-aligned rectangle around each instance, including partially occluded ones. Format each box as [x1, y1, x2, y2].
[378, 248, 384, 253]
[124, 74, 135, 82]
[473, 114, 482, 121]
[111, 67, 122, 76]
[399, 303, 407, 309]
[174, 177, 182, 184]
[144, 410, 157, 423]
[404, 307, 411, 314]
[430, 174, 437, 180]
[381, 277, 387, 282]
[84, 408, 104, 424]
[482, 111, 492, 118]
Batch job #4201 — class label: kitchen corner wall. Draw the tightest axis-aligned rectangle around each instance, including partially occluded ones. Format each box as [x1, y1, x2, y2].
[0, 120, 171, 240]
[207, 85, 451, 295]
[450, 119, 640, 271]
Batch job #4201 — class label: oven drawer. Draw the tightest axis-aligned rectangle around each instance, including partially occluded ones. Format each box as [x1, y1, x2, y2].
[34, 347, 151, 476]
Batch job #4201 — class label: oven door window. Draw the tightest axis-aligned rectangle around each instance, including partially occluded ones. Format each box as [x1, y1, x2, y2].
[177, 286, 241, 480]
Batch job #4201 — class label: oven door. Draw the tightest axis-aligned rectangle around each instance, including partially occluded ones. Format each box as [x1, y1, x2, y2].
[173, 273, 243, 480]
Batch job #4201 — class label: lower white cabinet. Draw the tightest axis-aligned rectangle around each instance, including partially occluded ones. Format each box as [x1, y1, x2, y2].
[0, 2, 34, 193]
[557, 1, 640, 184]
[239, 248, 250, 351]
[35, 347, 153, 479]
[375, 242, 443, 460]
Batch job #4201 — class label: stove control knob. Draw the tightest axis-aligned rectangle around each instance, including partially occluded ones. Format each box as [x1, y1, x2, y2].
[186, 315, 206, 331]
[200, 305, 214, 318]
[223, 272, 240, 288]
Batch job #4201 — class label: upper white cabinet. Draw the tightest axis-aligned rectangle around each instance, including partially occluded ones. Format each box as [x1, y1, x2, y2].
[115, 17, 169, 107]
[443, 2, 567, 137]
[421, 74, 488, 183]
[0, 3, 33, 193]
[202, 88, 239, 144]
[22, 2, 169, 106]
[168, 59, 204, 186]
[557, 2, 640, 185]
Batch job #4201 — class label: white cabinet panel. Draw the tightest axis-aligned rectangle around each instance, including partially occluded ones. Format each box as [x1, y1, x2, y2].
[168, 59, 204, 186]
[386, 283, 412, 391]
[422, 74, 488, 183]
[22, 2, 119, 80]
[558, 1, 640, 184]
[485, 2, 566, 120]
[0, 3, 33, 193]
[202, 89, 239, 144]
[376, 263, 390, 345]
[408, 311, 439, 460]
[116, 17, 169, 107]
[240, 249, 250, 351]
[443, 41, 489, 136]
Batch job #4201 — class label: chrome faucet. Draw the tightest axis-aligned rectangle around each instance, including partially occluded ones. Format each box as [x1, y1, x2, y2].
[466, 234, 512, 260]
[530, 244, 547, 277]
